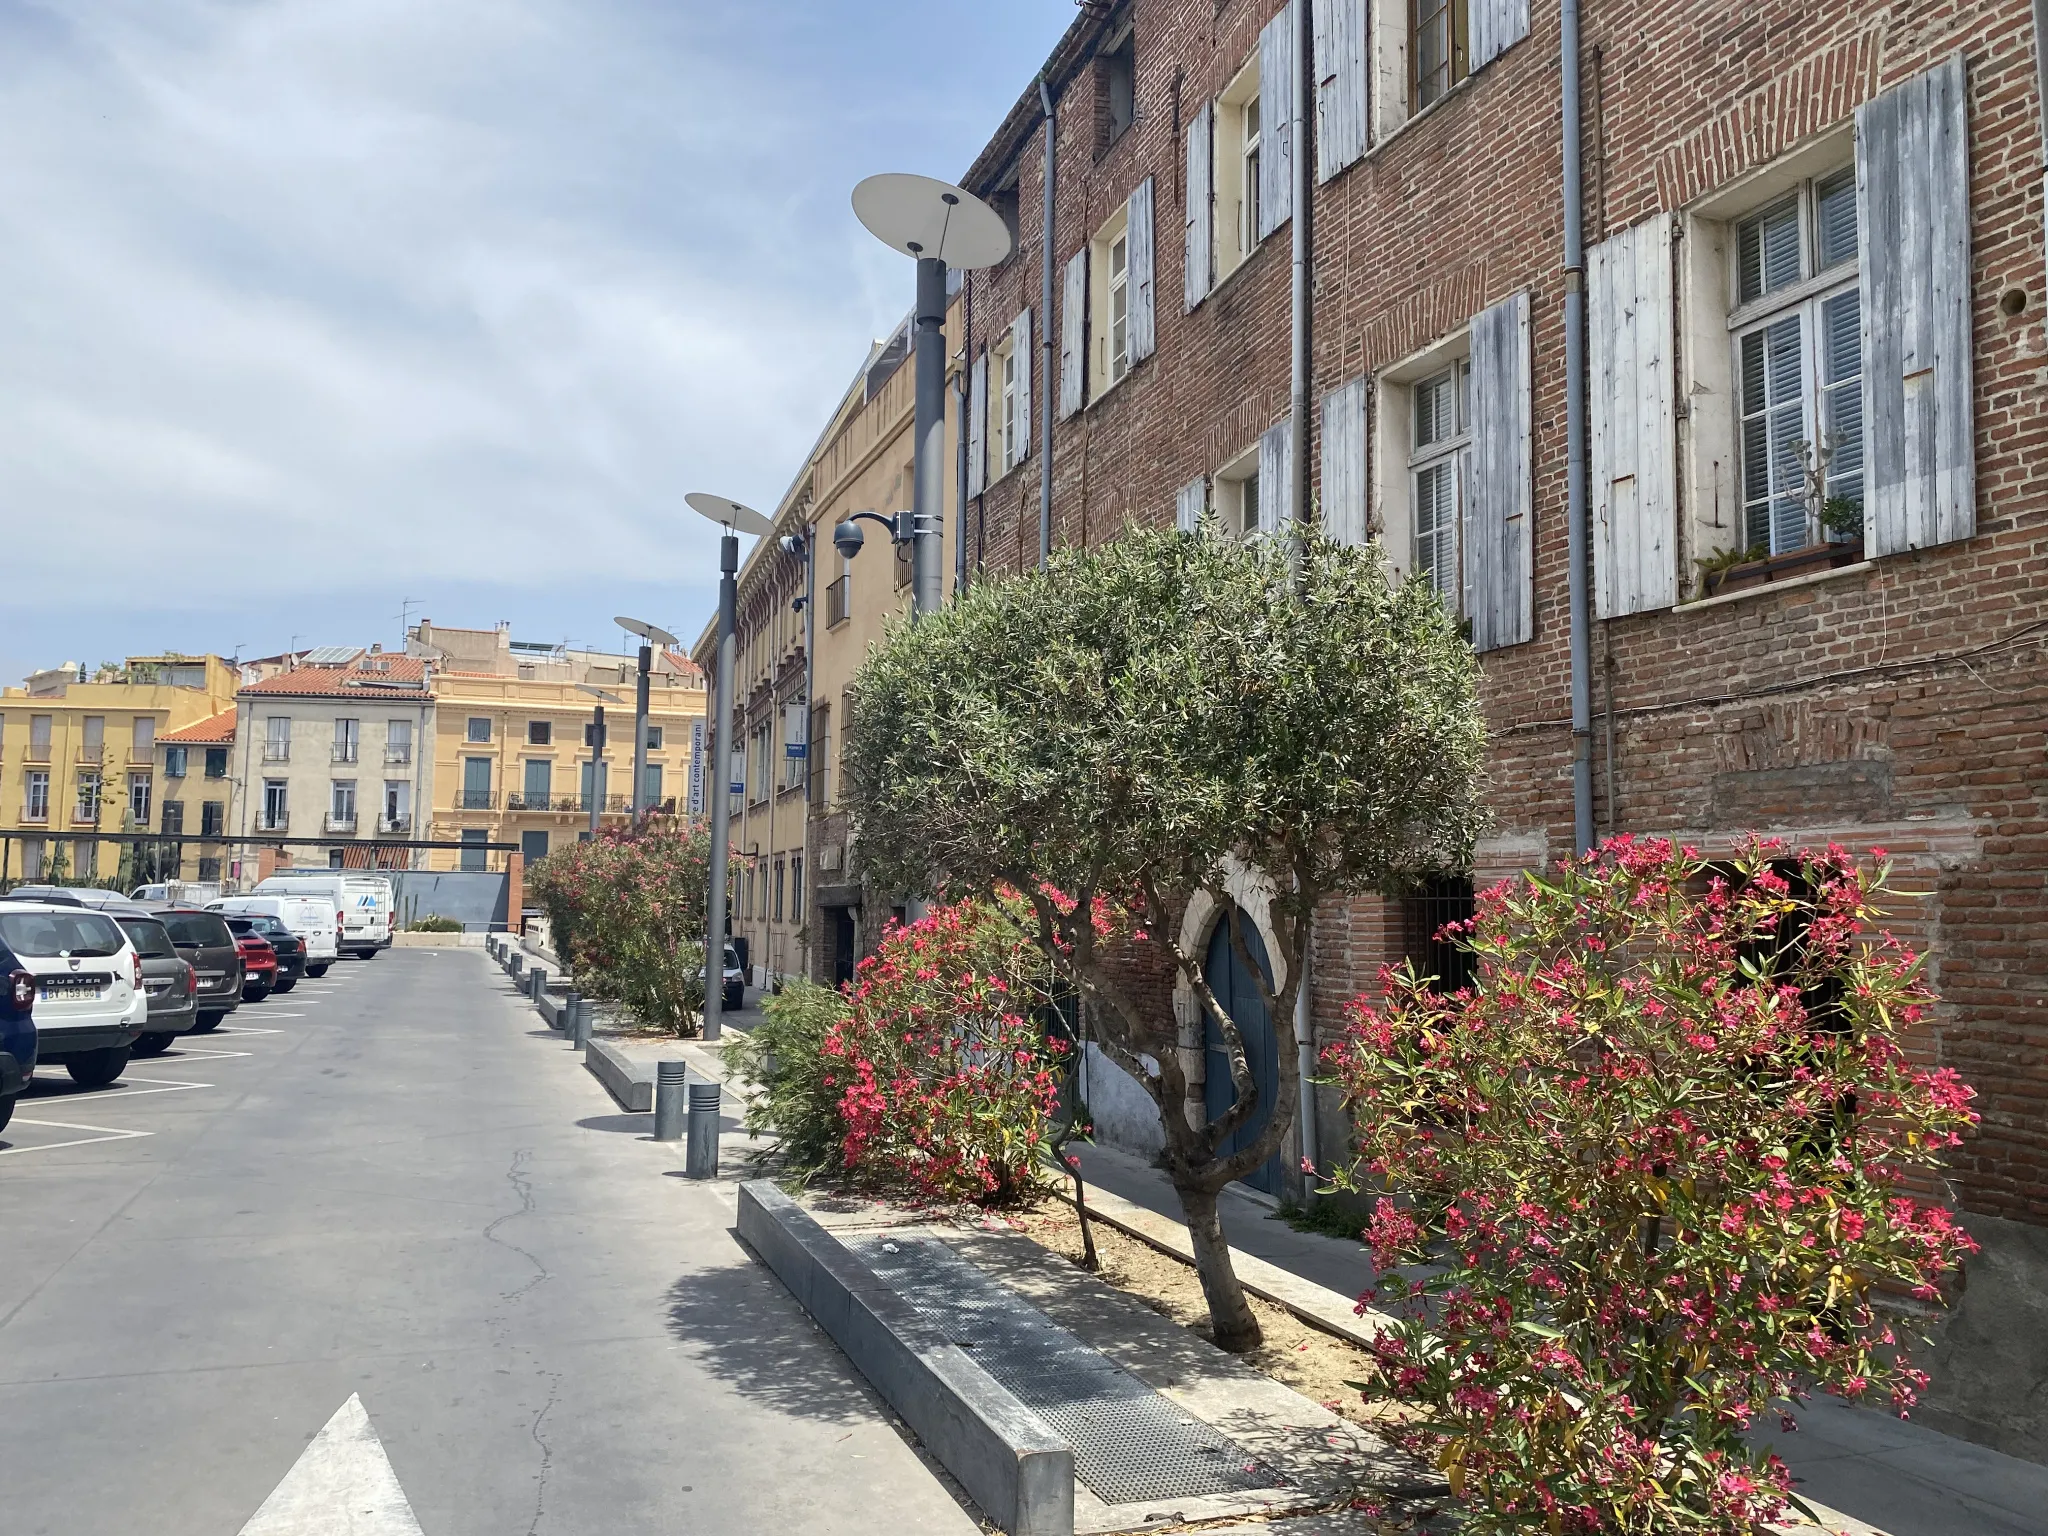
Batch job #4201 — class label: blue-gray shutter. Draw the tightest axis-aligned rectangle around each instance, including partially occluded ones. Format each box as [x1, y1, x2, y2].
[1010, 308, 1031, 455]
[1176, 476, 1207, 533]
[1127, 176, 1156, 363]
[1185, 101, 1215, 311]
[1319, 377, 1368, 545]
[966, 350, 987, 497]
[1256, 419, 1293, 535]
[1313, 0, 1368, 181]
[1257, 3, 1297, 240]
[1059, 249, 1088, 419]
[1469, 0, 1530, 72]
[1464, 292, 1533, 651]
[1857, 53, 1974, 557]
[1588, 214, 1678, 617]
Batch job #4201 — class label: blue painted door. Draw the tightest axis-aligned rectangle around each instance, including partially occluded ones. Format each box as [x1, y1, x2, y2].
[1202, 917, 1283, 1194]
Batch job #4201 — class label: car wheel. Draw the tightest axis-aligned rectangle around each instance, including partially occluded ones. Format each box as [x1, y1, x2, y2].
[192, 1011, 225, 1033]
[0, 1093, 14, 1134]
[132, 1032, 177, 1058]
[275, 978, 297, 993]
[66, 1046, 130, 1088]
[724, 984, 745, 1010]
[307, 964, 329, 978]
[243, 983, 272, 1002]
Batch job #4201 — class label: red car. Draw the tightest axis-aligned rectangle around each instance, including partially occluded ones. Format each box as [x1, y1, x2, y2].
[236, 932, 278, 1002]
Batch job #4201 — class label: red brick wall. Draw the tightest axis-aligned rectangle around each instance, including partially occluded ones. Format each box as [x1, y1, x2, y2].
[961, 0, 2048, 1223]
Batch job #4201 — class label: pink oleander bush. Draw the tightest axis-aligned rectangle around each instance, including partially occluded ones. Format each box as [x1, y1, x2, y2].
[1326, 838, 1979, 1535]
[821, 896, 1066, 1204]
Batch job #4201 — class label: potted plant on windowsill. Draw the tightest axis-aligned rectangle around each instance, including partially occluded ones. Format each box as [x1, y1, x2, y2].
[1695, 437, 1866, 599]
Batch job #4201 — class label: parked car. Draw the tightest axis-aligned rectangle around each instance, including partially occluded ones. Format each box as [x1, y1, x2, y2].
[129, 881, 222, 906]
[235, 930, 279, 1001]
[112, 910, 199, 1057]
[148, 907, 242, 1032]
[0, 934, 34, 1134]
[225, 915, 304, 992]
[253, 874, 392, 958]
[211, 894, 339, 976]
[722, 944, 745, 1011]
[0, 902, 144, 1088]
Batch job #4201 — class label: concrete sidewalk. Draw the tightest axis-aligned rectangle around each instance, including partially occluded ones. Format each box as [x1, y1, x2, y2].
[1072, 1143, 2048, 1536]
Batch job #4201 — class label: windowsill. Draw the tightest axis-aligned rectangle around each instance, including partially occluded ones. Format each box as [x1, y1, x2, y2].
[1208, 235, 1271, 303]
[984, 455, 1029, 493]
[1676, 558, 1874, 614]
[1087, 362, 1136, 411]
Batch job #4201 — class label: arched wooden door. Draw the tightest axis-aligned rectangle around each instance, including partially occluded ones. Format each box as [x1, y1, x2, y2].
[1202, 916, 1283, 1194]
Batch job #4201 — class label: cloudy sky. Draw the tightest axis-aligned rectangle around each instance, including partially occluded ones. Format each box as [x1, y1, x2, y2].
[0, 0, 1074, 684]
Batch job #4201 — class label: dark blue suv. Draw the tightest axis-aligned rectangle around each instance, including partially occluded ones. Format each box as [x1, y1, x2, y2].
[0, 932, 35, 1135]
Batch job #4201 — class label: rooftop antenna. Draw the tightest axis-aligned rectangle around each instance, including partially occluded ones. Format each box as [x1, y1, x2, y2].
[399, 597, 421, 640]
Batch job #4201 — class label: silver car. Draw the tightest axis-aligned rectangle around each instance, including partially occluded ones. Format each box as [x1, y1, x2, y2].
[112, 910, 199, 1057]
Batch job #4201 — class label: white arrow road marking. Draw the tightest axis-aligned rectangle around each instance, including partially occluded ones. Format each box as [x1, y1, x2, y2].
[0, 1119, 152, 1155]
[238, 1394, 425, 1535]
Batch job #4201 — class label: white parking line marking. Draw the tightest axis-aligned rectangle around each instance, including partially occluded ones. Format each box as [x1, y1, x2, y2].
[1, 1119, 153, 1155]
[97, 1075, 217, 1097]
[245, 1011, 307, 1018]
[213, 1026, 283, 1036]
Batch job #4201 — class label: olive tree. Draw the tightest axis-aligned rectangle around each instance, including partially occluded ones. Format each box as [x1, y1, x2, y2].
[842, 526, 1483, 1348]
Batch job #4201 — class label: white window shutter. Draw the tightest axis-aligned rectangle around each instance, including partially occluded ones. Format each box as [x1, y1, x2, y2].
[1469, 0, 1530, 72]
[1465, 292, 1533, 651]
[1176, 476, 1207, 534]
[1319, 377, 1368, 545]
[1059, 249, 1088, 419]
[1858, 53, 1974, 557]
[1257, 3, 1297, 240]
[1588, 214, 1678, 617]
[1184, 101, 1215, 312]
[1313, 0, 1367, 181]
[1257, 419, 1293, 535]
[966, 350, 987, 497]
[1011, 307, 1031, 453]
[1127, 176, 1156, 363]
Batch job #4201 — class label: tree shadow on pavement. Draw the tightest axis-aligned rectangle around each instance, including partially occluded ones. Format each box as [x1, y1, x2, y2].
[662, 1260, 889, 1426]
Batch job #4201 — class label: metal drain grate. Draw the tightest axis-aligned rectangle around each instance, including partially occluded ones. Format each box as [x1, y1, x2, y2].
[850, 1234, 1277, 1506]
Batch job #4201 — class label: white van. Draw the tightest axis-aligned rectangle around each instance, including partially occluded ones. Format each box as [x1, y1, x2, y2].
[211, 894, 342, 974]
[253, 875, 393, 958]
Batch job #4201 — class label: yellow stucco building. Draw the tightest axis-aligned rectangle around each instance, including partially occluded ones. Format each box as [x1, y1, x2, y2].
[0, 655, 240, 888]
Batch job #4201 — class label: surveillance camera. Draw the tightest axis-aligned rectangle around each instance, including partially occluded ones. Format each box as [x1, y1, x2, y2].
[832, 520, 865, 560]
[779, 533, 806, 557]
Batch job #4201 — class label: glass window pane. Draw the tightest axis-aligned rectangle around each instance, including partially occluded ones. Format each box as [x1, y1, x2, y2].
[1820, 290, 1864, 520]
[1413, 462, 1458, 600]
[1817, 172, 1858, 269]
[1737, 200, 1802, 303]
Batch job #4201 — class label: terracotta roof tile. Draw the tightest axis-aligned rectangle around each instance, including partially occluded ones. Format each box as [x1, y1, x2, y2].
[238, 657, 429, 697]
[160, 706, 237, 744]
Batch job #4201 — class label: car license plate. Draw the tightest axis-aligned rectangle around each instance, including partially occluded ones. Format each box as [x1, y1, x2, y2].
[41, 977, 102, 1000]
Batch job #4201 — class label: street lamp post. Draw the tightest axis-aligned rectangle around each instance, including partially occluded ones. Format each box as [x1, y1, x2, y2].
[575, 684, 621, 840]
[686, 491, 776, 1042]
[851, 174, 1011, 619]
[616, 617, 679, 825]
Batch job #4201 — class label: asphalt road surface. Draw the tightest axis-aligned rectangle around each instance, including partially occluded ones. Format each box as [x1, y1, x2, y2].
[0, 947, 979, 1536]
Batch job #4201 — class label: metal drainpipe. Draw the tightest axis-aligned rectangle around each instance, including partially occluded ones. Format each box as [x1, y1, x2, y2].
[1290, 0, 1320, 1203]
[1563, 0, 1594, 858]
[1038, 74, 1057, 571]
[2035, 0, 2048, 272]
[955, 280, 971, 595]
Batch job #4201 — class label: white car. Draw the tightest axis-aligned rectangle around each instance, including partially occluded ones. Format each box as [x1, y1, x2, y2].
[254, 875, 392, 958]
[210, 894, 341, 975]
[0, 902, 145, 1087]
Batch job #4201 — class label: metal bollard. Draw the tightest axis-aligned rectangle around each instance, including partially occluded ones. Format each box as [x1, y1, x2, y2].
[685, 1080, 721, 1178]
[558, 989, 578, 1034]
[653, 1061, 688, 1142]
[510, 952, 524, 979]
[529, 967, 547, 1001]
[569, 997, 591, 1052]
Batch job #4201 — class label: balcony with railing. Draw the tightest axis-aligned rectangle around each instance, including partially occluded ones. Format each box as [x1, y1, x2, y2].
[257, 812, 290, 833]
[20, 803, 48, 825]
[76, 745, 105, 766]
[262, 742, 291, 763]
[324, 811, 359, 833]
[332, 744, 360, 764]
[825, 574, 851, 628]
[385, 745, 413, 764]
[378, 813, 412, 834]
[23, 742, 51, 764]
[457, 789, 499, 811]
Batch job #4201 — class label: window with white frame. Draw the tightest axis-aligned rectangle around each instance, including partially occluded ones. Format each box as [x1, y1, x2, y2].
[1731, 170, 1862, 558]
[24, 770, 48, 821]
[1214, 59, 1262, 283]
[129, 773, 151, 825]
[1090, 204, 1132, 399]
[331, 780, 357, 825]
[1409, 362, 1470, 602]
[76, 771, 101, 822]
[262, 779, 289, 829]
[1214, 448, 1260, 540]
[994, 334, 1021, 474]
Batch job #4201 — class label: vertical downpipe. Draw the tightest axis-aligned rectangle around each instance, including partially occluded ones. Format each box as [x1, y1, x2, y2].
[1038, 75, 1058, 571]
[1563, 0, 1595, 858]
[2034, 0, 2048, 272]
[1290, 0, 1320, 1202]
[955, 279, 971, 594]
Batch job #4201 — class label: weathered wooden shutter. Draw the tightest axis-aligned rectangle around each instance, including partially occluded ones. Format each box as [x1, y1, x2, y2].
[1313, 0, 1367, 181]
[1469, 0, 1530, 72]
[1588, 214, 1678, 617]
[1319, 377, 1368, 545]
[1256, 419, 1293, 535]
[1176, 476, 1207, 533]
[1185, 101, 1215, 312]
[1010, 308, 1031, 455]
[1464, 292, 1533, 651]
[966, 350, 987, 497]
[1059, 249, 1088, 419]
[1257, 3, 1296, 240]
[1858, 53, 1974, 557]
[1127, 176, 1156, 363]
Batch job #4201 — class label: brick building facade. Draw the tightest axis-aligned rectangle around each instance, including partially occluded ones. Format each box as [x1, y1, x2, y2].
[953, 0, 2048, 1459]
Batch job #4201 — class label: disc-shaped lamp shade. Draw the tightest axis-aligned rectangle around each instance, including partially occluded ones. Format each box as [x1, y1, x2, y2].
[852, 174, 1013, 271]
[615, 616, 679, 648]
[685, 492, 777, 539]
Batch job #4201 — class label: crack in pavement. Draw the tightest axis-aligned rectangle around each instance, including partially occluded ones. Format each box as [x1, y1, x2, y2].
[482, 1147, 551, 1304]
[481, 1147, 561, 1533]
[526, 1367, 563, 1536]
